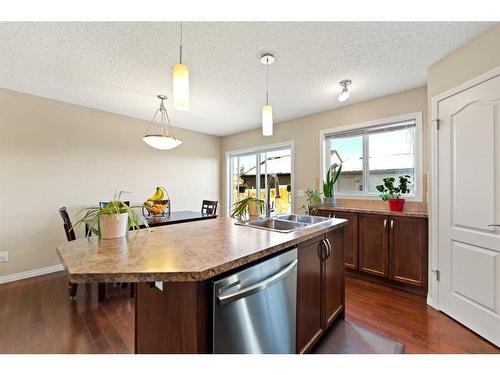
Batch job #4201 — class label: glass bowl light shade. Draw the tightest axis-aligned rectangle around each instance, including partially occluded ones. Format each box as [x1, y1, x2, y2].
[142, 135, 182, 150]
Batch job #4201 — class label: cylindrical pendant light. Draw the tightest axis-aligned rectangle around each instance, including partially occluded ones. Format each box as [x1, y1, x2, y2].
[173, 22, 189, 111]
[261, 54, 275, 136]
[262, 105, 273, 136]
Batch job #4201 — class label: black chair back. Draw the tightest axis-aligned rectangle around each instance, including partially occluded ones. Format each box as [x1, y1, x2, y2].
[59, 207, 76, 242]
[201, 200, 218, 215]
[99, 201, 130, 208]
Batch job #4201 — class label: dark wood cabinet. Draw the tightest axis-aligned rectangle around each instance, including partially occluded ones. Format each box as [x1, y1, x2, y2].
[323, 230, 344, 328]
[358, 214, 389, 277]
[317, 210, 358, 269]
[390, 216, 428, 287]
[296, 235, 324, 353]
[296, 230, 345, 353]
[316, 208, 428, 293]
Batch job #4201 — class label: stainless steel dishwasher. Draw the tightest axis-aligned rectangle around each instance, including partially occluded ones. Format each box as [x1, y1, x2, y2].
[212, 247, 297, 354]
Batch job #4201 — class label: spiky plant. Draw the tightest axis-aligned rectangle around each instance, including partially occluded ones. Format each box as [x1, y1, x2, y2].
[72, 191, 148, 237]
[323, 164, 342, 198]
[230, 197, 266, 219]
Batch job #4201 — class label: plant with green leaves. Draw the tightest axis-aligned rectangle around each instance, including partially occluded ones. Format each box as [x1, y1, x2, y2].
[73, 191, 148, 237]
[323, 164, 342, 198]
[230, 196, 266, 219]
[301, 189, 322, 215]
[375, 175, 411, 201]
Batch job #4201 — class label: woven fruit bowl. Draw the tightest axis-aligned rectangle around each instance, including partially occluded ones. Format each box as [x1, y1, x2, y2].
[142, 200, 170, 217]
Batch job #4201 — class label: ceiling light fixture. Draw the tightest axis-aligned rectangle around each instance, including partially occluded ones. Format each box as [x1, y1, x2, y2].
[261, 54, 275, 137]
[338, 79, 352, 102]
[172, 22, 189, 111]
[143, 95, 182, 150]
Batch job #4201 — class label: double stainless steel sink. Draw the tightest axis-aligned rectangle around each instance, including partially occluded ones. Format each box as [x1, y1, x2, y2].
[235, 214, 332, 233]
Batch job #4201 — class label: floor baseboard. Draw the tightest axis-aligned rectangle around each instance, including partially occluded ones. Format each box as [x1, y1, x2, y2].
[0, 264, 64, 285]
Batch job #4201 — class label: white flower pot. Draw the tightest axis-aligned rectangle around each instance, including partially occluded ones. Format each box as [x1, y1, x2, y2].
[99, 213, 128, 239]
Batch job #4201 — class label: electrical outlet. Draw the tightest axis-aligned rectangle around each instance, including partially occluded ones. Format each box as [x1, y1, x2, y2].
[0, 251, 8, 262]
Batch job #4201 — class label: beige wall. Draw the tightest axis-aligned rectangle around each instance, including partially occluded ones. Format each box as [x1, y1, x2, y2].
[222, 86, 428, 213]
[428, 24, 500, 98]
[0, 89, 221, 277]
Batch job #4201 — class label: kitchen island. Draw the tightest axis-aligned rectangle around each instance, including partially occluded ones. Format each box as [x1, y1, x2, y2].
[57, 215, 347, 354]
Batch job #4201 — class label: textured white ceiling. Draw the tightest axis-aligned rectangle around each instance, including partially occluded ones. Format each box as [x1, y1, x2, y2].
[0, 22, 494, 136]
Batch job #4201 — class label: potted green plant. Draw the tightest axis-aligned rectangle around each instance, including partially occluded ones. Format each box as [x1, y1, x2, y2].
[301, 188, 322, 215]
[322, 163, 342, 206]
[73, 191, 148, 239]
[231, 196, 266, 220]
[375, 175, 411, 212]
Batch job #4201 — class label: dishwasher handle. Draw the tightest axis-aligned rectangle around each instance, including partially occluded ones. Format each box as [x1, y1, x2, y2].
[217, 258, 298, 305]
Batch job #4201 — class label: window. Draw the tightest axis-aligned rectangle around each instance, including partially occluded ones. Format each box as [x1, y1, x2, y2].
[227, 143, 293, 214]
[321, 113, 422, 200]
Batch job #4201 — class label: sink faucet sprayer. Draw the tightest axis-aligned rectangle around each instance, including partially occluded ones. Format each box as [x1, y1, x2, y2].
[266, 173, 281, 217]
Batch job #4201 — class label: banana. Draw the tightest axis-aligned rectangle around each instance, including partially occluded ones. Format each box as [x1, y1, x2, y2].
[159, 186, 168, 200]
[148, 187, 162, 201]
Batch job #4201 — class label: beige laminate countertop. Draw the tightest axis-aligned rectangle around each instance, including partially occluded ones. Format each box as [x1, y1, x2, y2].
[317, 206, 428, 218]
[57, 215, 347, 283]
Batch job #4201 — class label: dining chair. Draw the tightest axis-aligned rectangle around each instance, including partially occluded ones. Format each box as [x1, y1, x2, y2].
[201, 200, 218, 215]
[59, 207, 106, 302]
[99, 201, 130, 208]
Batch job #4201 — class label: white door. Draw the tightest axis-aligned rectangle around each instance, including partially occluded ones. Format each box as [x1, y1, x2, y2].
[437, 72, 500, 347]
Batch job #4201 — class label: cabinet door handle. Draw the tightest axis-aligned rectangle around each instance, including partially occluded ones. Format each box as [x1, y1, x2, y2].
[323, 239, 329, 260]
[383, 219, 387, 228]
[325, 239, 332, 259]
[390, 220, 394, 230]
[333, 214, 336, 218]
[318, 240, 325, 261]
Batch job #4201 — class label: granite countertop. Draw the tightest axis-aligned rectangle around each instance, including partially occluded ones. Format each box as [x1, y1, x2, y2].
[57, 215, 347, 283]
[317, 206, 428, 218]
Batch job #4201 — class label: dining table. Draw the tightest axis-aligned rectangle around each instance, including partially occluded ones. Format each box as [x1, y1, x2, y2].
[85, 210, 217, 236]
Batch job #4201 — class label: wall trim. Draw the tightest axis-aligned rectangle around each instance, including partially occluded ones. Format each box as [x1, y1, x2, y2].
[0, 264, 65, 285]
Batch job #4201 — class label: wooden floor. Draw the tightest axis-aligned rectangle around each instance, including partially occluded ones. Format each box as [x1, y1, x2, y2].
[345, 275, 499, 353]
[0, 272, 498, 354]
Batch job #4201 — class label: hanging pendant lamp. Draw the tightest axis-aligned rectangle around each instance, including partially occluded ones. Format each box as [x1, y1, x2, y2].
[261, 54, 275, 136]
[143, 95, 182, 150]
[338, 79, 352, 102]
[173, 22, 189, 111]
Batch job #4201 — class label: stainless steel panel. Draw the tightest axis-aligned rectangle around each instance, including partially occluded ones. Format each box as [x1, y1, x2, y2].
[212, 248, 297, 354]
[276, 214, 332, 225]
[234, 218, 306, 232]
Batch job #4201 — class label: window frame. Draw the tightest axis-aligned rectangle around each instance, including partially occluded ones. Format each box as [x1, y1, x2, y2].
[319, 112, 423, 202]
[225, 140, 295, 212]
